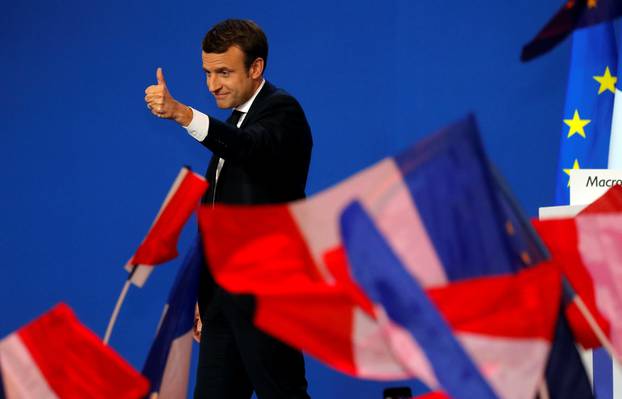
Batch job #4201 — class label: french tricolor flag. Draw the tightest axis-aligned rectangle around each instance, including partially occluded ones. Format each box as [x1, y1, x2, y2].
[0, 304, 149, 399]
[141, 236, 203, 399]
[535, 186, 622, 362]
[200, 115, 542, 293]
[125, 167, 207, 287]
[198, 115, 563, 398]
[340, 201, 562, 399]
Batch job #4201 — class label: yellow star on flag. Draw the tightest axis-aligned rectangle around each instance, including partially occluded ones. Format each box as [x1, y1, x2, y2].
[593, 66, 617, 94]
[564, 110, 590, 138]
[563, 159, 581, 187]
[588, 0, 598, 8]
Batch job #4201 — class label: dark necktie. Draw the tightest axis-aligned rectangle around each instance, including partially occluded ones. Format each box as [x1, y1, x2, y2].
[207, 109, 243, 202]
[227, 110, 244, 127]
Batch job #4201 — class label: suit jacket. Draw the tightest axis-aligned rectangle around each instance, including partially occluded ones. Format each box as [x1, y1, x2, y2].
[201, 81, 313, 205]
[198, 81, 313, 319]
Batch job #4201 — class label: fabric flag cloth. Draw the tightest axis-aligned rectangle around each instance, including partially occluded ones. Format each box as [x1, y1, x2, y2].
[535, 186, 622, 358]
[0, 304, 149, 399]
[543, 7, 622, 397]
[535, 186, 622, 398]
[340, 201, 562, 399]
[198, 115, 576, 398]
[141, 236, 203, 399]
[200, 114, 545, 294]
[521, 0, 622, 61]
[553, 20, 619, 205]
[125, 167, 208, 287]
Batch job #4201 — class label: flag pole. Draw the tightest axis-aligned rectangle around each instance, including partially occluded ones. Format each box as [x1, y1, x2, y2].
[104, 265, 137, 345]
[560, 275, 621, 364]
[572, 294, 621, 364]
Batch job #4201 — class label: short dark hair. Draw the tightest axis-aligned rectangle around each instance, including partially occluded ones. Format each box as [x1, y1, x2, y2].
[202, 19, 268, 71]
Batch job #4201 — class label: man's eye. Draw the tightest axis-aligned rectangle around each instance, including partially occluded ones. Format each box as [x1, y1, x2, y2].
[220, 71, 230, 77]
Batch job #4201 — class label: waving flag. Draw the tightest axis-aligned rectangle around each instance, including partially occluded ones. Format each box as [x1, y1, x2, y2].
[536, 186, 622, 398]
[536, 186, 622, 358]
[125, 167, 207, 286]
[536, 3, 622, 395]
[197, 115, 581, 397]
[200, 114, 544, 292]
[553, 22, 619, 205]
[340, 201, 563, 399]
[141, 236, 203, 399]
[0, 304, 149, 399]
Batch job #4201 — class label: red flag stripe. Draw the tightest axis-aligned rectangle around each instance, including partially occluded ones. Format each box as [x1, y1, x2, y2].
[16, 304, 149, 399]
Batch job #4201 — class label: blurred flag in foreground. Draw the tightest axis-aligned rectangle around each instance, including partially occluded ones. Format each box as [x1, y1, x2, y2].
[0, 304, 148, 399]
[200, 114, 544, 297]
[340, 201, 562, 399]
[535, 186, 622, 361]
[125, 167, 207, 287]
[141, 236, 203, 399]
[531, 3, 622, 395]
[198, 115, 580, 398]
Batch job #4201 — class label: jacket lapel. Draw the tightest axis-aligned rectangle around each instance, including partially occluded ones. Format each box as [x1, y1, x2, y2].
[239, 81, 276, 128]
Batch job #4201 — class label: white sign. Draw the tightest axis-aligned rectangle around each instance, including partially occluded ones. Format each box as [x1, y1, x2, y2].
[569, 169, 622, 206]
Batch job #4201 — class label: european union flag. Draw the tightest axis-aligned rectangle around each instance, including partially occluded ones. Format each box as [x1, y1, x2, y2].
[554, 22, 618, 205]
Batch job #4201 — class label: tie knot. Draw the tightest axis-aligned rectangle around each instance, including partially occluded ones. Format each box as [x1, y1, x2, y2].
[227, 110, 245, 127]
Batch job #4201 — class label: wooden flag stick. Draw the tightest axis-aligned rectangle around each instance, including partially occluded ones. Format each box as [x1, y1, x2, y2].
[573, 294, 621, 365]
[103, 266, 137, 345]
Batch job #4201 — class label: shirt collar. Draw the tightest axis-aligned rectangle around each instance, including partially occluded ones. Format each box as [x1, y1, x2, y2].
[234, 79, 266, 113]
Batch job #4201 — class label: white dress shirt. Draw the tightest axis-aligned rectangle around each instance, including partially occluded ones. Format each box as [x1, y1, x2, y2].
[183, 79, 265, 183]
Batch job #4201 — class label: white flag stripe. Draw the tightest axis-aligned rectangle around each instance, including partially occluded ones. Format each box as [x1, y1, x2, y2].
[290, 158, 447, 286]
[0, 334, 57, 399]
[581, 349, 595, 388]
[157, 331, 193, 399]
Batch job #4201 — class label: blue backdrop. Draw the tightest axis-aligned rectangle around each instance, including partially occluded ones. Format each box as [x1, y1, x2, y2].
[0, 1, 569, 397]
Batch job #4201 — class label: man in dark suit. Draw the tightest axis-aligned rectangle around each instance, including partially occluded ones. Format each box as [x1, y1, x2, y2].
[144, 19, 312, 399]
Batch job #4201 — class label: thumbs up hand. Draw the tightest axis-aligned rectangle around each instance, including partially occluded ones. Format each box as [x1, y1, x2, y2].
[145, 67, 192, 126]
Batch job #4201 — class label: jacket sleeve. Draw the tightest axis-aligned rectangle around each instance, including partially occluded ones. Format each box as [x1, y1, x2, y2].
[200, 94, 311, 164]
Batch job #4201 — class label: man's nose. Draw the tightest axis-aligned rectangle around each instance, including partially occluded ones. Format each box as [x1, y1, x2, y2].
[207, 74, 221, 93]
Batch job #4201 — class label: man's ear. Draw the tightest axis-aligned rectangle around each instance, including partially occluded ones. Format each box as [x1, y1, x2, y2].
[249, 58, 265, 79]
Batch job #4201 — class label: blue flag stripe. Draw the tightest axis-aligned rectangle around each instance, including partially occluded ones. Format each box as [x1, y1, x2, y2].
[594, 348, 614, 399]
[393, 115, 528, 281]
[341, 201, 498, 399]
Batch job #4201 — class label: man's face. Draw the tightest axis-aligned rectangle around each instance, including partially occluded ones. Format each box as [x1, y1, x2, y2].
[202, 46, 263, 109]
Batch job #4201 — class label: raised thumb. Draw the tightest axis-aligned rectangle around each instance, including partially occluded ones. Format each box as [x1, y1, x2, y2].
[156, 67, 166, 86]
